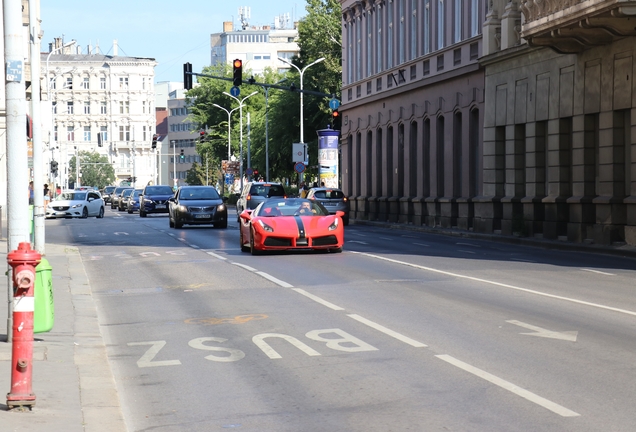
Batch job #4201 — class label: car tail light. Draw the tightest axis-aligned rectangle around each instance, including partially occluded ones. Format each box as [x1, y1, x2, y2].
[246, 194, 251, 200]
[343, 197, 348, 202]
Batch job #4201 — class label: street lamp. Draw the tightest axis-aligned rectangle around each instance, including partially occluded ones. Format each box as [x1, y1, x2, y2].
[223, 90, 258, 191]
[171, 140, 176, 188]
[277, 57, 325, 144]
[212, 104, 239, 161]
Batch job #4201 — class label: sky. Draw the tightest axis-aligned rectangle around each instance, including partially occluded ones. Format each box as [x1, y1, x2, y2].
[40, 0, 308, 83]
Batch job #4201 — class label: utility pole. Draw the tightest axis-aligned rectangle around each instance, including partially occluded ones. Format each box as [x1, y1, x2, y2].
[4, 0, 30, 340]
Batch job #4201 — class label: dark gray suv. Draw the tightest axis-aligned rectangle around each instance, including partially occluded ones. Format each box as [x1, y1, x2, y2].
[235, 182, 286, 221]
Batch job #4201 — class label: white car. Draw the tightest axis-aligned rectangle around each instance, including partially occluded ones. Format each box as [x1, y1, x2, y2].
[46, 190, 105, 219]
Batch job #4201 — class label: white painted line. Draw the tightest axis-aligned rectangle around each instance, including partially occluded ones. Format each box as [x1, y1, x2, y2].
[256, 271, 294, 288]
[413, 243, 430, 247]
[189, 244, 200, 249]
[348, 240, 368, 245]
[401, 235, 416, 238]
[206, 252, 227, 260]
[456, 242, 480, 247]
[167, 233, 175, 237]
[348, 314, 427, 347]
[510, 258, 536, 263]
[177, 238, 186, 242]
[458, 250, 476, 254]
[581, 268, 615, 276]
[436, 354, 580, 417]
[379, 237, 392, 240]
[352, 251, 636, 317]
[351, 233, 367, 237]
[292, 288, 344, 310]
[232, 262, 257, 272]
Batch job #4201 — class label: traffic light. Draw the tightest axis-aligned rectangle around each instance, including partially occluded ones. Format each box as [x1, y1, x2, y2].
[50, 160, 58, 176]
[180, 149, 185, 160]
[151, 134, 158, 149]
[331, 109, 341, 130]
[199, 130, 206, 143]
[232, 59, 243, 87]
[184, 63, 193, 90]
[97, 132, 103, 147]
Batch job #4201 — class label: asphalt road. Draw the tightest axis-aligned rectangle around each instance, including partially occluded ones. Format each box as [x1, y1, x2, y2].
[44, 207, 636, 432]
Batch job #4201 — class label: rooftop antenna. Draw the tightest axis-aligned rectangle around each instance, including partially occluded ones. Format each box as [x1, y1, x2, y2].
[239, 6, 251, 30]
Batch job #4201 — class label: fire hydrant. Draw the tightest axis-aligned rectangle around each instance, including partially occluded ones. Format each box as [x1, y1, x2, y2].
[6, 242, 41, 409]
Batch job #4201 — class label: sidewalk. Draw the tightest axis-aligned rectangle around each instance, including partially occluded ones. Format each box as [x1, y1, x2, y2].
[0, 241, 126, 432]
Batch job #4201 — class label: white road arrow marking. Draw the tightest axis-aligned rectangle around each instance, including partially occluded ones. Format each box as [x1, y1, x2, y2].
[140, 252, 161, 257]
[506, 320, 578, 342]
[348, 240, 368, 245]
[166, 250, 186, 255]
[114, 232, 129, 236]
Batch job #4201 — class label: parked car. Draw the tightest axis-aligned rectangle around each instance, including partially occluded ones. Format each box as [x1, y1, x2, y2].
[140, 185, 174, 217]
[127, 189, 143, 214]
[110, 186, 130, 209]
[168, 186, 228, 229]
[117, 188, 135, 211]
[306, 187, 350, 225]
[238, 198, 344, 254]
[235, 181, 286, 221]
[102, 186, 116, 204]
[46, 190, 105, 219]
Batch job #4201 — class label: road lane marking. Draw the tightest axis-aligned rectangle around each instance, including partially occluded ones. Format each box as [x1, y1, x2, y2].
[232, 262, 257, 272]
[189, 244, 200, 249]
[347, 314, 427, 347]
[458, 250, 476, 254]
[352, 251, 636, 317]
[348, 240, 369, 245]
[413, 243, 430, 247]
[292, 288, 344, 310]
[457, 242, 480, 247]
[206, 251, 227, 260]
[379, 237, 392, 240]
[436, 354, 580, 417]
[506, 320, 578, 342]
[581, 268, 615, 276]
[510, 258, 536, 263]
[256, 271, 294, 288]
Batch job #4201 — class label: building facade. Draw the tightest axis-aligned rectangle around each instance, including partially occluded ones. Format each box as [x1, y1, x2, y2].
[167, 93, 201, 187]
[339, 0, 486, 229]
[41, 38, 158, 189]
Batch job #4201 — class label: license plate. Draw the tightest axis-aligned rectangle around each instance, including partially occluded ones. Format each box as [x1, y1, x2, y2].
[155, 204, 166, 209]
[195, 214, 210, 219]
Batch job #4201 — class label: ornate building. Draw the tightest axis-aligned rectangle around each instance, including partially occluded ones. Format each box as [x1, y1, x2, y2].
[42, 38, 158, 188]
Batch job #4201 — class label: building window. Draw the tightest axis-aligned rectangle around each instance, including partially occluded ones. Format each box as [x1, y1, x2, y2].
[119, 125, 130, 142]
[471, 0, 480, 37]
[387, 0, 393, 69]
[50, 76, 56, 90]
[356, 16, 362, 81]
[377, 5, 383, 72]
[347, 23, 353, 84]
[83, 77, 90, 89]
[423, 59, 430, 75]
[142, 101, 147, 114]
[52, 101, 57, 114]
[437, 54, 444, 71]
[67, 125, 74, 141]
[66, 77, 73, 90]
[143, 126, 148, 142]
[84, 126, 91, 141]
[410, 64, 417, 79]
[454, 48, 461, 65]
[423, 0, 430, 55]
[437, 0, 445, 50]
[100, 77, 106, 89]
[470, 42, 478, 60]
[367, 81, 372, 95]
[84, 101, 90, 114]
[119, 77, 128, 90]
[101, 101, 107, 114]
[100, 126, 108, 142]
[410, 0, 417, 61]
[398, 0, 405, 65]
[67, 101, 74, 114]
[54, 126, 58, 141]
[367, 11, 373, 77]
[376, 77, 383, 91]
[454, 0, 462, 43]
[142, 77, 146, 90]
[119, 101, 129, 114]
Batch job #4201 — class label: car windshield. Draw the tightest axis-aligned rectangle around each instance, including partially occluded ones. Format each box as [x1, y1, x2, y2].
[58, 192, 86, 201]
[257, 199, 328, 217]
[179, 188, 220, 200]
[249, 184, 285, 197]
[104, 187, 115, 193]
[145, 186, 174, 195]
[132, 190, 142, 197]
[122, 189, 133, 197]
[313, 190, 345, 199]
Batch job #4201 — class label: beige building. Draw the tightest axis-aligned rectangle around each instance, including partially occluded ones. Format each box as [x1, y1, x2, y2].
[340, 0, 636, 246]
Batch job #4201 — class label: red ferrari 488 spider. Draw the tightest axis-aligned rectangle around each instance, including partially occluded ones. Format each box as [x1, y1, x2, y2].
[239, 198, 345, 254]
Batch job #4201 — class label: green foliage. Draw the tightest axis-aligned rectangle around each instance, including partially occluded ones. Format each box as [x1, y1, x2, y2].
[68, 151, 115, 189]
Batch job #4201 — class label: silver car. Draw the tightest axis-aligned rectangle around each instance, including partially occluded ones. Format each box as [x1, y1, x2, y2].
[306, 187, 350, 225]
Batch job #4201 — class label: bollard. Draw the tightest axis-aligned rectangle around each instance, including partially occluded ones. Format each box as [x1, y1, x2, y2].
[34, 258, 54, 333]
[6, 242, 41, 409]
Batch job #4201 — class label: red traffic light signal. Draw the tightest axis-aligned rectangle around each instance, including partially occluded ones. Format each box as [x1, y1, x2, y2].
[331, 109, 341, 130]
[233, 59, 243, 87]
[151, 134, 158, 149]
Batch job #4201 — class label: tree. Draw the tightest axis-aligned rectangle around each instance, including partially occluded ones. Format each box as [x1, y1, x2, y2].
[184, 162, 205, 185]
[68, 151, 115, 188]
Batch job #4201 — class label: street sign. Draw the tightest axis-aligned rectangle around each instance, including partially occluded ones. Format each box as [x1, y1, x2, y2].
[225, 174, 235, 185]
[292, 143, 306, 163]
[230, 86, 241, 97]
[294, 162, 306, 174]
[246, 167, 253, 176]
[329, 98, 340, 110]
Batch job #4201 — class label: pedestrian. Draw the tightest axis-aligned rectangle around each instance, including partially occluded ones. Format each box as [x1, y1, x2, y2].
[28, 181, 34, 204]
[56, 184, 62, 197]
[299, 182, 307, 198]
[44, 184, 51, 207]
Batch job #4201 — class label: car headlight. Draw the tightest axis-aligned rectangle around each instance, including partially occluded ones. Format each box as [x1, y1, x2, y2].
[217, 204, 225, 212]
[71, 203, 83, 209]
[328, 217, 339, 231]
[257, 219, 274, 232]
[178, 205, 188, 213]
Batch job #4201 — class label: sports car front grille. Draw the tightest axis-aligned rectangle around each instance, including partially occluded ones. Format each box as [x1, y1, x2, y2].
[264, 237, 293, 247]
[312, 235, 338, 246]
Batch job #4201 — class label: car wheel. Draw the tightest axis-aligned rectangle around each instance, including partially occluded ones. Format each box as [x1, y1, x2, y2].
[140, 210, 146, 217]
[97, 207, 105, 218]
[174, 218, 183, 229]
[169, 215, 174, 228]
[81, 207, 88, 219]
[240, 229, 249, 252]
[330, 247, 343, 253]
[215, 220, 228, 229]
[128, 208, 132, 214]
[250, 227, 261, 255]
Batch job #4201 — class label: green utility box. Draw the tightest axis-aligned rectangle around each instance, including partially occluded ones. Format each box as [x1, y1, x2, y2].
[34, 258, 54, 333]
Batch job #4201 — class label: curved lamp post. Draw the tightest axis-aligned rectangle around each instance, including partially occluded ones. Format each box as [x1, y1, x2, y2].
[222, 90, 258, 191]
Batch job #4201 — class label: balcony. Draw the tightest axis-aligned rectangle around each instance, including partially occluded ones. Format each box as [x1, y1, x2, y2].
[520, 0, 636, 53]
